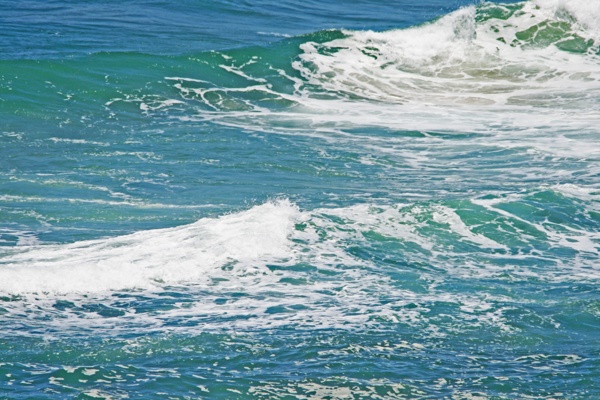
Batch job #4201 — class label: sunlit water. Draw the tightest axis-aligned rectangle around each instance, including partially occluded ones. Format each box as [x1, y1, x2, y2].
[1, 0, 599, 398]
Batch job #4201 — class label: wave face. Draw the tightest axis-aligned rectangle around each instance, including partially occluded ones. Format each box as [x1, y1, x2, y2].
[0, 200, 299, 294]
[2, 189, 599, 397]
[160, 0, 600, 145]
[1, 1, 600, 399]
[296, 0, 600, 108]
[2, 187, 599, 317]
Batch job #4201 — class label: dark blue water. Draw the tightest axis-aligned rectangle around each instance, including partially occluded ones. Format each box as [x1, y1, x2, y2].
[0, 0, 475, 59]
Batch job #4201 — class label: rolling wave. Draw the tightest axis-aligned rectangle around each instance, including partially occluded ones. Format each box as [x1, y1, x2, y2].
[0, 185, 597, 337]
[158, 0, 600, 140]
[295, 0, 600, 107]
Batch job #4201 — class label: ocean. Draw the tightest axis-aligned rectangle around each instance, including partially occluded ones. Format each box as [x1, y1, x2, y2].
[1, 0, 599, 398]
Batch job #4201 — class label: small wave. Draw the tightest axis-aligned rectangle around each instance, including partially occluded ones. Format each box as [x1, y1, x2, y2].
[1, 189, 597, 337]
[3, 187, 596, 296]
[0, 199, 300, 294]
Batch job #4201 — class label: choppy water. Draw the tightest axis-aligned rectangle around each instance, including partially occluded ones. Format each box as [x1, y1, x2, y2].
[1, 0, 599, 398]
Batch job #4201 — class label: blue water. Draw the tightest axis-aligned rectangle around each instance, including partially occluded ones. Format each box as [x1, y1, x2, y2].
[1, 0, 600, 398]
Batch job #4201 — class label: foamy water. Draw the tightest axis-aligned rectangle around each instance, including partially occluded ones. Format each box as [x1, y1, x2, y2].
[1, 0, 599, 398]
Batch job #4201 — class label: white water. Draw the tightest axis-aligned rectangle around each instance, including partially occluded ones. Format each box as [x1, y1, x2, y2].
[0, 186, 598, 337]
[295, 0, 600, 107]
[0, 200, 300, 294]
[157, 0, 600, 163]
[2, 0, 599, 338]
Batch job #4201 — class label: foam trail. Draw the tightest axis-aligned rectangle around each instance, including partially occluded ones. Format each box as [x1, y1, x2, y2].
[0, 200, 300, 294]
[0, 192, 598, 337]
[163, 0, 600, 156]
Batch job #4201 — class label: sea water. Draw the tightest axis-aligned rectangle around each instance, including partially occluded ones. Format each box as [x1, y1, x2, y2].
[1, 0, 599, 398]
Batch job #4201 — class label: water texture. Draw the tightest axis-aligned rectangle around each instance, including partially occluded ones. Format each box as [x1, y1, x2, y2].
[1, 0, 599, 398]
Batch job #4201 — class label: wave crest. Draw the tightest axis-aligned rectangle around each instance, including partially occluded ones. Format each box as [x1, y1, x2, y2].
[0, 200, 300, 294]
[294, 0, 600, 107]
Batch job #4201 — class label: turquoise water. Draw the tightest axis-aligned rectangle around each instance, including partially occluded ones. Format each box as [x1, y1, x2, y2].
[1, 1, 600, 398]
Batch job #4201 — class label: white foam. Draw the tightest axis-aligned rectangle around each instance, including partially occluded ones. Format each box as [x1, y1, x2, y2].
[552, 0, 600, 34]
[3, 194, 597, 297]
[431, 205, 508, 250]
[472, 189, 600, 264]
[159, 1, 600, 163]
[295, 1, 600, 108]
[553, 183, 600, 206]
[286, 1, 599, 134]
[0, 199, 300, 294]
[1, 195, 597, 337]
[48, 138, 110, 146]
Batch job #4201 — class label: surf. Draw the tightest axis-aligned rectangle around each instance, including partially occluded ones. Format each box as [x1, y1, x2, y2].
[295, 0, 600, 106]
[149, 0, 600, 147]
[0, 200, 300, 294]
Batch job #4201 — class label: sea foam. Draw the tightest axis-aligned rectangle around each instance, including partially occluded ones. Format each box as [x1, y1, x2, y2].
[0, 200, 300, 294]
[1, 193, 597, 337]
[159, 0, 600, 162]
[295, 0, 600, 108]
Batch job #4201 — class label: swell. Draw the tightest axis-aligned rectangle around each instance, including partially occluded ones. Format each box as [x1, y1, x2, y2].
[0, 0, 430, 60]
[3, 0, 599, 130]
[0, 186, 598, 338]
[1, 185, 598, 295]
